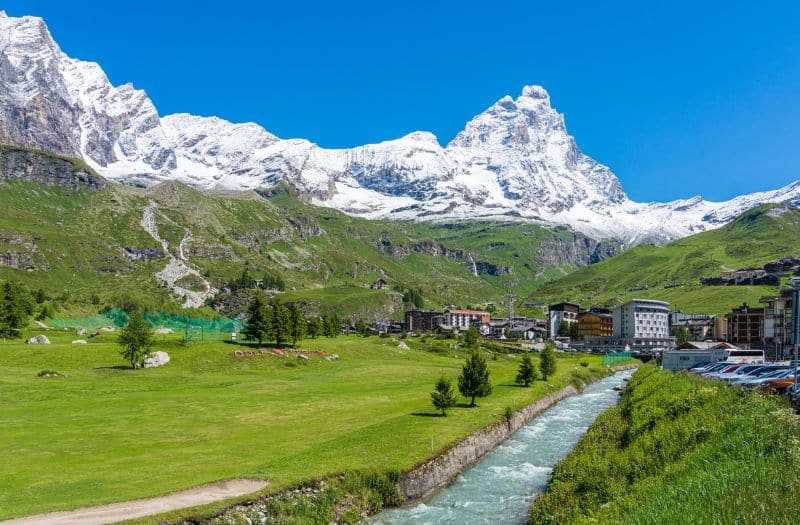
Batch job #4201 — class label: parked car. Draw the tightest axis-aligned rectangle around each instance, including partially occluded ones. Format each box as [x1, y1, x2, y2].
[713, 364, 766, 382]
[689, 362, 728, 374]
[702, 364, 744, 379]
[730, 368, 790, 388]
[741, 370, 794, 390]
[760, 376, 799, 394]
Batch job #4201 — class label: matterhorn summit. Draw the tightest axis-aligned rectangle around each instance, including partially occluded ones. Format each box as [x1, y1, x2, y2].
[0, 12, 798, 243]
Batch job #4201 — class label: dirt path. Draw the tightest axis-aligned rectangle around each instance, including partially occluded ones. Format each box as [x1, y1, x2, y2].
[1, 479, 269, 525]
[140, 201, 217, 309]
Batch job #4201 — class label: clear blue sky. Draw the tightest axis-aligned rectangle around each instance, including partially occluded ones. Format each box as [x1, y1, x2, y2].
[5, 1, 800, 202]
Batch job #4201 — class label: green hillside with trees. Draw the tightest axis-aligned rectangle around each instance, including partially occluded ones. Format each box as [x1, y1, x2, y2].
[531, 204, 800, 313]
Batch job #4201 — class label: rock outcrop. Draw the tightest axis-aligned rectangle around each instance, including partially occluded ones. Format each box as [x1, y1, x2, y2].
[0, 146, 106, 191]
[143, 351, 170, 368]
[26, 334, 50, 344]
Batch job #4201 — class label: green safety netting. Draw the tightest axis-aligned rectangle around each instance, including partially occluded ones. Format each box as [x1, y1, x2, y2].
[49, 308, 238, 340]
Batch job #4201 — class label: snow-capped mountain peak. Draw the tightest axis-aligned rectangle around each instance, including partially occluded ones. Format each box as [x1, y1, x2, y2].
[0, 12, 798, 244]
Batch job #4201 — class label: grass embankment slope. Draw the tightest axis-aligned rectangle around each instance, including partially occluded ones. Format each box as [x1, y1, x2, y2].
[530, 365, 800, 524]
[532, 204, 800, 313]
[0, 331, 613, 521]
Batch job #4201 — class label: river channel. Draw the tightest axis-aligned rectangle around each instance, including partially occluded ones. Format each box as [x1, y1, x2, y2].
[369, 369, 634, 524]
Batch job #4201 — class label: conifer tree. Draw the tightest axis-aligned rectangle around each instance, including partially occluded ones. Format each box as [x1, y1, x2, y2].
[516, 353, 536, 386]
[0, 280, 30, 339]
[539, 341, 557, 381]
[307, 317, 323, 339]
[118, 310, 155, 369]
[431, 375, 458, 416]
[270, 297, 291, 347]
[287, 302, 306, 346]
[458, 351, 492, 407]
[244, 291, 270, 345]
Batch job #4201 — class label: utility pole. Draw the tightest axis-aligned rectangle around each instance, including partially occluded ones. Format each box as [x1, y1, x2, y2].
[506, 293, 515, 330]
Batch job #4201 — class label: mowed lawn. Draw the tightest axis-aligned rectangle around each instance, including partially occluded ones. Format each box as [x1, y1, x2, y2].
[0, 331, 607, 520]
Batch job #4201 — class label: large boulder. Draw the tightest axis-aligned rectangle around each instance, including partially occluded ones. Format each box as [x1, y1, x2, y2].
[154, 327, 174, 335]
[76, 328, 87, 336]
[143, 351, 170, 368]
[27, 335, 50, 345]
[72, 339, 87, 345]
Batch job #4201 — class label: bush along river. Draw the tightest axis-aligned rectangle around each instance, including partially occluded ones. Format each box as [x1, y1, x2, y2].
[369, 369, 635, 525]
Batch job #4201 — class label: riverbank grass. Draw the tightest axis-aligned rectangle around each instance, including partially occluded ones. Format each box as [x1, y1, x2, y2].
[0, 332, 618, 521]
[529, 365, 800, 524]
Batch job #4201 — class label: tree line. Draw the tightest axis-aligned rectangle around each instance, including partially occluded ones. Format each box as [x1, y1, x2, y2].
[244, 291, 340, 347]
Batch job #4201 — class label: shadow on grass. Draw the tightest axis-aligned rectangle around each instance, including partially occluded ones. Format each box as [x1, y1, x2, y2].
[411, 412, 446, 418]
[94, 365, 135, 371]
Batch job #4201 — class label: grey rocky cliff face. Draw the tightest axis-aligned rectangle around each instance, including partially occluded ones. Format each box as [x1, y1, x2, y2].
[0, 146, 106, 191]
[534, 235, 618, 271]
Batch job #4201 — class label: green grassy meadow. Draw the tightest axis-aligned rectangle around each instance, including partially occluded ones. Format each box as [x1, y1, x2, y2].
[529, 365, 800, 524]
[0, 331, 611, 520]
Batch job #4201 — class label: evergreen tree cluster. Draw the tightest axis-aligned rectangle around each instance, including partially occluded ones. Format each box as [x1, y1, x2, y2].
[0, 280, 33, 339]
[402, 287, 424, 309]
[229, 267, 286, 292]
[244, 292, 339, 346]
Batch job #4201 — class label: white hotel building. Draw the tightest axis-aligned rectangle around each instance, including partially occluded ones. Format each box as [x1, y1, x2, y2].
[612, 299, 674, 351]
[586, 299, 675, 353]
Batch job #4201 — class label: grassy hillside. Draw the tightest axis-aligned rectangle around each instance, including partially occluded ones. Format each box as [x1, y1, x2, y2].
[531, 204, 800, 313]
[0, 331, 611, 520]
[0, 145, 619, 318]
[529, 366, 800, 524]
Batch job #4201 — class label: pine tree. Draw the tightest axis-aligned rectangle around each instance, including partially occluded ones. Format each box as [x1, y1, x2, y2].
[287, 302, 306, 346]
[0, 280, 30, 339]
[270, 297, 291, 347]
[431, 375, 458, 416]
[539, 341, 557, 381]
[118, 310, 155, 369]
[515, 353, 536, 386]
[244, 291, 270, 345]
[458, 351, 492, 407]
[307, 317, 323, 339]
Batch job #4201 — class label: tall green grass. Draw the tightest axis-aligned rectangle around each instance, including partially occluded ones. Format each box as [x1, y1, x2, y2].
[529, 365, 800, 524]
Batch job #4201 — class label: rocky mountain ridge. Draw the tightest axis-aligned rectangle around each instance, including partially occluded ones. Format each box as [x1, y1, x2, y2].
[1, 12, 799, 244]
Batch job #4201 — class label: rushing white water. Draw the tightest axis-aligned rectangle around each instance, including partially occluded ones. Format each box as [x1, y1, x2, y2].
[369, 370, 634, 525]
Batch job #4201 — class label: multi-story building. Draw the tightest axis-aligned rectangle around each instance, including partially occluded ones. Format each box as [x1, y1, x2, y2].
[404, 310, 443, 332]
[713, 316, 729, 341]
[609, 299, 675, 352]
[726, 303, 764, 347]
[669, 312, 715, 341]
[577, 307, 613, 339]
[760, 290, 794, 359]
[547, 302, 580, 338]
[443, 309, 490, 329]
